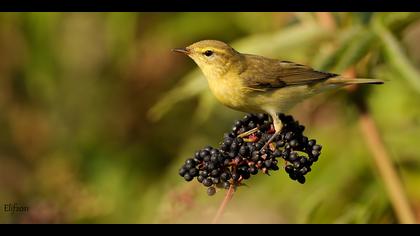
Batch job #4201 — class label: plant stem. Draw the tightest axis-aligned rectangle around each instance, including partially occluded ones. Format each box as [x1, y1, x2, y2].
[357, 103, 416, 224]
[212, 184, 235, 224]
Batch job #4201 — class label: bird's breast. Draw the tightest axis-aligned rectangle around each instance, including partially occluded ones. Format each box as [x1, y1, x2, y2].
[206, 75, 250, 111]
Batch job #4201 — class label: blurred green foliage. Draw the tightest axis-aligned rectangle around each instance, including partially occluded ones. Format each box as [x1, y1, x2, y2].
[0, 12, 420, 223]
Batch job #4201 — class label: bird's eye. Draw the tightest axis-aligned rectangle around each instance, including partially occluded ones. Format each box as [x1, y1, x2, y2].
[203, 50, 213, 57]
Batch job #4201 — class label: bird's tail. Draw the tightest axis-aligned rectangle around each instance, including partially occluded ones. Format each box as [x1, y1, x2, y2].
[326, 77, 384, 85]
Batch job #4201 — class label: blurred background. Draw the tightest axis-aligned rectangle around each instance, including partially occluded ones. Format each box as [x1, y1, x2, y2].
[0, 12, 420, 223]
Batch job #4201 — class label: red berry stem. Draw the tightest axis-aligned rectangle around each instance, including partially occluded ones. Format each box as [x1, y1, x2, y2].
[212, 181, 235, 224]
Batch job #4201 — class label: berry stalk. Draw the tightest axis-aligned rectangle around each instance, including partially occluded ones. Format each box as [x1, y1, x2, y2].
[212, 183, 235, 224]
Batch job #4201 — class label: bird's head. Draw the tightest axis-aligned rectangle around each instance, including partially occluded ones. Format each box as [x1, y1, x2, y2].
[173, 40, 244, 78]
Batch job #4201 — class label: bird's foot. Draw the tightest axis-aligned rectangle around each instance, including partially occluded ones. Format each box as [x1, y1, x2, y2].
[260, 131, 280, 151]
[237, 127, 259, 138]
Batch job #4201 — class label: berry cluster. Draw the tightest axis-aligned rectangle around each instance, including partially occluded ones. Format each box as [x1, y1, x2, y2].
[179, 113, 322, 196]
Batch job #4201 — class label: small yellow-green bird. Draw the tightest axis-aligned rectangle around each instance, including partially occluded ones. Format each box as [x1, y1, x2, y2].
[173, 40, 383, 147]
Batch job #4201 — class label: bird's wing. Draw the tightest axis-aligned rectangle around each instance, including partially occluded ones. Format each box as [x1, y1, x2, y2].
[242, 56, 338, 90]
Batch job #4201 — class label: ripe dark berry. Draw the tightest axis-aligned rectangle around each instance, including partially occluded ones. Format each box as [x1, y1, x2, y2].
[207, 162, 216, 170]
[243, 114, 252, 123]
[199, 170, 209, 177]
[197, 175, 205, 183]
[236, 137, 244, 145]
[301, 136, 308, 145]
[298, 125, 305, 132]
[235, 120, 243, 127]
[239, 145, 249, 156]
[289, 139, 299, 147]
[238, 165, 248, 173]
[200, 150, 210, 159]
[220, 143, 229, 151]
[232, 173, 240, 181]
[195, 151, 202, 160]
[185, 158, 195, 166]
[285, 132, 294, 140]
[224, 138, 233, 146]
[210, 155, 218, 163]
[249, 167, 258, 175]
[297, 175, 306, 184]
[311, 150, 320, 158]
[289, 152, 298, 162]
[289, 172, 298, 180]
[273, 150, 282, 157]
[184, 173, 193, 182]
[257, 113, 266, 121]
[308, 139, 316, 146]
[232, 126, 239, 133]
[276, 140, 285, 147]
[179, 167, 187, 177]
[202, 178, 213, 187]
[299, 167, 308, 175]
[220, 172, 231, 181]
[212, 177, 220, 184]
[310, 156, 319, 162]
[285, 165, 294, 174]
[224, 132, 235, 139]
[248, 143, 256, 152]
[264, 160, 272, 168]
[241, 172, 251, 179]
[185, 163, 194, 170]
[282, 150, 290, 159]
[207, 187, 216, 196]
[230, 142, 239, 152]
[189, 168, 198, 177]
[211, 169, 220, 177]
[313, 145, 322, 151]
[284, 115, 293, 122]
[222, 182, 230, 189]
[251, 155, 259, 163]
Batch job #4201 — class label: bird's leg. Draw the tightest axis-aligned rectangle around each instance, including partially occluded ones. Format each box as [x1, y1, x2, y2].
[237, 127, 259, 138]
[238, 114, 274, 138]
[261, 114, 283, 151]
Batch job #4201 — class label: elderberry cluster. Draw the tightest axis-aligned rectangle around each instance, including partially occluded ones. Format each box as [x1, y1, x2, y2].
[178, 113, 322, 196]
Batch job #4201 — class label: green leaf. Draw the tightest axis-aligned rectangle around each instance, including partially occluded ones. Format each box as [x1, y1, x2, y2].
[147, 70, 206, 122]
[232, 22, 332, 57]
[334, 29, 374, 73]
[373, 19, 420, 93]
[376, 12, 420, 32]
[314, 26, 363, 71]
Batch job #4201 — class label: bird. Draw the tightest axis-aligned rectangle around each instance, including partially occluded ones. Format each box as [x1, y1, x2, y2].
[173, 40, 383, 149]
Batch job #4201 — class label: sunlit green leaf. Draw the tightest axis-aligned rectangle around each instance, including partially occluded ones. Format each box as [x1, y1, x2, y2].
[373, 19, 420, 93]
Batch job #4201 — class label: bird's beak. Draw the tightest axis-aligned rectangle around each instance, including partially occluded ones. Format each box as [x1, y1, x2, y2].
[172, 48, 190, 55]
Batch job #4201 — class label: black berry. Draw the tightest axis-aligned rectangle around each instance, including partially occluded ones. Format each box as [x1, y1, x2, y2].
[207, 187, 216, 196]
